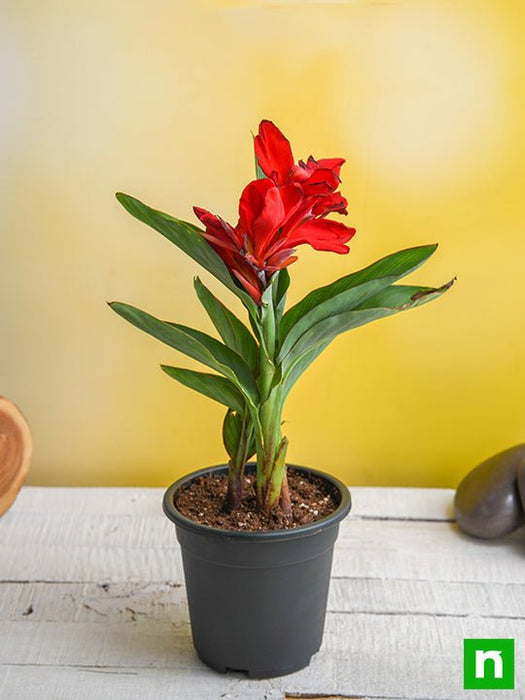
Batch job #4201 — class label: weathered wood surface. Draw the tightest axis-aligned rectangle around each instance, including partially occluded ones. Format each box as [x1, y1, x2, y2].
[1, 486, 524, 699]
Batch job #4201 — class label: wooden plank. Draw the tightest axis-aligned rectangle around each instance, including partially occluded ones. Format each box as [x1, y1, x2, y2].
[0, 582, 187, 624]
[332, 519, 525, 584]
[329, 577, 525, 619]
[2, 514, 524, 585]
[1, 580, 523, 698]
[0, 665, 275, 700]
[9, 485, 455, 520]
[0, 511, 174, 549]
[1, 579, 524, 625]
[8, 487, 163, 517]
[350, 487, 454, 521]
[0, 610, 522, 699]
[0, 663, 509, 700]
[0, 665, 410, 700]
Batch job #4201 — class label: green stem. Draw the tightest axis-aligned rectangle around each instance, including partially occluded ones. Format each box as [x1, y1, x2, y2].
[279, 469, 292, 518]
[254, 278, 290, 516]
[262, 436, 289, 514]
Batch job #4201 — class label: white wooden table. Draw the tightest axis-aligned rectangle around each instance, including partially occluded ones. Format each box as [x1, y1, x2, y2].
[1, 486, 524, 700]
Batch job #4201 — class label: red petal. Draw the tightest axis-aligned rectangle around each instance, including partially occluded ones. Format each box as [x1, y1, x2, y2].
[232, 269, 262, 304]
[245, 252, 261, 267]
[205, 242, 238, 271]
[287, 219, 356, 253]
[253, 182, 304, 260]
[279, 182, 304, 216]
[254, 120, 295, 185]
[193, 205, 217, 228]
[291, 156, 345, 183]
[289, 162, 310, 183]
[238, 179, 287, 259]
[193, 206, 240, 248]
[265, 248, 298, 271]
[311, 192, 348, 217]
[238, 178, 274, 233]
[200, 231, 238, 252]
[301, 168, 340, 195]
[316, 157, 345, 178]
[276, 255, 298, 269]
[254, 185, 285, 251]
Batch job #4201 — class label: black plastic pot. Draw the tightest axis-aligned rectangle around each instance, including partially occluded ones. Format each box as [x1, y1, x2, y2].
[163, 463, 351, 678]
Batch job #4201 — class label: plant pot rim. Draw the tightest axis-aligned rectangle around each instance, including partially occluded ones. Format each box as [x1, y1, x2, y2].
[163, 462, 351, 540]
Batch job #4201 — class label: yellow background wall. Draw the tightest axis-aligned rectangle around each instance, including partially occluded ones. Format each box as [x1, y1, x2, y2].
[1, 0, 524, 488]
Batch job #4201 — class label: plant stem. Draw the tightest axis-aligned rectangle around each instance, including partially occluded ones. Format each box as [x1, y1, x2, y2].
[279, 469, 292, 518]
[226, 465, 243, 511]
[254, 278, 291, 518]
[261, 435, 288, 514]
[225, 412, 253, 512]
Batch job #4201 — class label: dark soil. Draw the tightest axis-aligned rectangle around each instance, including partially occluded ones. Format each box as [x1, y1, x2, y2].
[174, 468, 338, 532]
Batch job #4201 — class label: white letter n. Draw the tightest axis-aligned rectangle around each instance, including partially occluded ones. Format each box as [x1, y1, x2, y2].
[475, 649, 503, 679]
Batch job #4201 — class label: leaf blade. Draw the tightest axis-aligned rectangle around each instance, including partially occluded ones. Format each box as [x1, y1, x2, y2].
[109, 301, 258, 401]
[116, 192, 257, 316]
[161, 366, 245, 413]
[273, 268, 291, 327]
[282, 279, 454, 375]
[193, 277, 258, 372]
[280, 244, 439, 352]
[354, 280, 455, 310]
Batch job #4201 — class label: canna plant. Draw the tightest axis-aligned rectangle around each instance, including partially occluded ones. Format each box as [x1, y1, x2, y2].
[110, 120, 453, 521]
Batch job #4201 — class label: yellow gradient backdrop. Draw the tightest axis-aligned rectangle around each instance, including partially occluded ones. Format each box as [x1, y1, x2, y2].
[1, 0, 524, 487]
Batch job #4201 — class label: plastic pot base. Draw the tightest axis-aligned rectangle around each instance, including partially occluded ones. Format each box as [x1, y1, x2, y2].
[196, 650, 318, 679]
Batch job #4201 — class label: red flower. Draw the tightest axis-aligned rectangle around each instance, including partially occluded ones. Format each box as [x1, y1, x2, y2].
[194, 121, 356, 304]
[255, 120, 348, 218]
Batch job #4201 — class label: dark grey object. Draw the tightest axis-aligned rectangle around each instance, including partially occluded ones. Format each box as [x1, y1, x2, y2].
[454, 445, 525, 538]
[517, 460, 525, 508]
[163, 463, 351, 678]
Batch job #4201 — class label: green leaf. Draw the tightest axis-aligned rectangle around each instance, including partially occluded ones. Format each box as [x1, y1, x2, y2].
[256, 162, 266, 179]
[279, 276, 394, 360]
[355, 280, 455, 311]
[222, 410, 256, 465]
[253, 140, 266, 180]
[115, 192, 258, 318]
[222, 410, 243, 459]
[260, 281, 277, 359]
[194, 277, 258, 372]
[161, 366, 245, 413]
[282, 341, 330, 399]
[273, 269, 290, 325]
[279, 245, 439, 356]
[282, 279, 454, 377]
[109, 301, 258, 402]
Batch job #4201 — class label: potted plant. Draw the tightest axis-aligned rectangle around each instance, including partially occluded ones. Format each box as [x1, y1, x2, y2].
[110, 120, 453, 678]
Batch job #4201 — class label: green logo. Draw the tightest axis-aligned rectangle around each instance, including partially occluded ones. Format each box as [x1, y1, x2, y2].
[464, 639, 514, 690]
